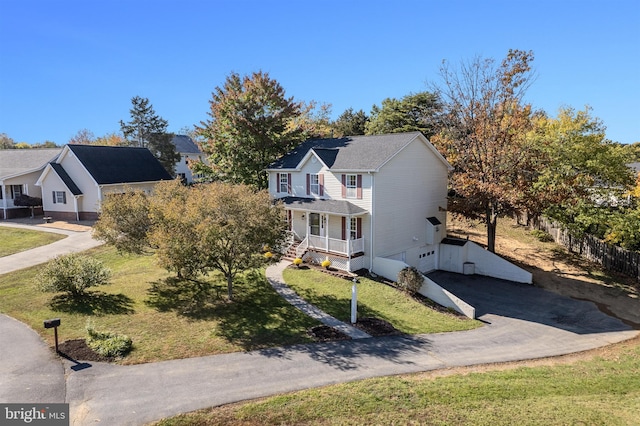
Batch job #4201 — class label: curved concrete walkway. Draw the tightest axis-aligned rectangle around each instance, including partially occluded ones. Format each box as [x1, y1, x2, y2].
[0, 223, 638, 425]
[0, 222, 103, 275]
[266, 261, 370, 339]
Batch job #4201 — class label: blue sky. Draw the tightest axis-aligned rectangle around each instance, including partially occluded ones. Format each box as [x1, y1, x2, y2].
[1, 0, 638, 145]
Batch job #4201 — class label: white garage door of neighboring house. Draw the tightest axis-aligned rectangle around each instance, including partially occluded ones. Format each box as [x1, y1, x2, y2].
[419, 246, 437, 273]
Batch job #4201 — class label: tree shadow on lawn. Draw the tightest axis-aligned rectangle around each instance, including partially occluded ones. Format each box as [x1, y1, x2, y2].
[146, 276, 224, 317]
[146, 271, 317, 351]
[50, 292, 135, 315]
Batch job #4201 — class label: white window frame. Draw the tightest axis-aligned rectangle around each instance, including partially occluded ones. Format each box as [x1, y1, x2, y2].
[54, 191, 66, 204]
[279, 174, 288, 193]
[345, 174, 357, 199]
[309, 174, 320, 195]
[350, 217, 358, 240]
[10, 185, 23, 199]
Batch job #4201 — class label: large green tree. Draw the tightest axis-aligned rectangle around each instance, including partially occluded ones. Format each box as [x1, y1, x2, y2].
[196, 71, 305, 189]
[93, 180, 286, 300]
[365, 91, 442, 138]
[529, 107, 635, 238]
[433, 50, 537, 253]
[120, 96, 180, 175]
[332, 108, 368, 137]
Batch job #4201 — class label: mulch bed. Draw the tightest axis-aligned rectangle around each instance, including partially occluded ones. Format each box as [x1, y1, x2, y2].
[55, 339, 113, 362]
[307, 317, 401, 342]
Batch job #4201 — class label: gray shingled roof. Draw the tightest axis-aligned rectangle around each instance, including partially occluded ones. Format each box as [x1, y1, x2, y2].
[67, 145, 173, 184]
[0, 149, 61, 179]
[280, 197, 367, 215]
[50, 163, 83, 195]
[171, 135, 201, 154]
[268, 132, 429, 171]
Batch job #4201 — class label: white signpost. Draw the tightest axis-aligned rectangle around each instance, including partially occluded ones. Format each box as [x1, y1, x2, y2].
[350, 277, 358, 324]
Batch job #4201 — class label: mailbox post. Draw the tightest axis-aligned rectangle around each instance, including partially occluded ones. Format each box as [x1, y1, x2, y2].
[44, 318, 61, 353]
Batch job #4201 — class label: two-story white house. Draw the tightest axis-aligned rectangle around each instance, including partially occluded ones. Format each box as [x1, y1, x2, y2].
[267, 132, 451, 273]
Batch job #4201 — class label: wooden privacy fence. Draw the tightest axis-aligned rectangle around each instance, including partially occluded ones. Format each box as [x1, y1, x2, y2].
[537, 218, 640, 281]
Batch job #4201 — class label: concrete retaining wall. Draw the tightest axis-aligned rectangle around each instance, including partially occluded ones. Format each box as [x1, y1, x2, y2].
[373, 257, 476, 318]
[440, 239, 532, 284]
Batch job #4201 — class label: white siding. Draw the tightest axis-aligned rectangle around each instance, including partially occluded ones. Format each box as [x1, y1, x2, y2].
[373, 138, 449, 262]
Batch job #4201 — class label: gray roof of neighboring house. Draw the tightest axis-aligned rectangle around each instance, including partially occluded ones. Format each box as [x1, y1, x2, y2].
[0, 149, 61, 179]
[50, 163, 83, 195]
[268, 131, 444, 171]
[67, 144, 173, 184]
[171, 135, 201, 154]
[280, 197, 367, 215]
[628, 162, 640, 175]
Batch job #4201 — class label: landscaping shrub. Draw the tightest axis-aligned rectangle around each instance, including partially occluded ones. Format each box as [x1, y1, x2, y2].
[531, 229, 554, 242]
[36, 253, 111, 299]
[397, 266, 423, 295]
[86, 321, 132, 358]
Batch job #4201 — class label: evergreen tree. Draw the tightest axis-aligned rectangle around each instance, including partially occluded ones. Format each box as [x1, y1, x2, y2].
[120, 96, 179, 175]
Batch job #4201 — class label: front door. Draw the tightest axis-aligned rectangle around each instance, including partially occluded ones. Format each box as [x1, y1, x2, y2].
[309, 213, 325, 237]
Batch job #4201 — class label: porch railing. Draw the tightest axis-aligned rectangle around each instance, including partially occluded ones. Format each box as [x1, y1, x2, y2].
[307, 235, 364, 256]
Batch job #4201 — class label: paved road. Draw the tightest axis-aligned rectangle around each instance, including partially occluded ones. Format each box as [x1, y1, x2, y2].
[0, 223, 637, 425]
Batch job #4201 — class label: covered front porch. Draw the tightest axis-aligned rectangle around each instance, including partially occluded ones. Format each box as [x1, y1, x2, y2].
[281, 197, 369, 272]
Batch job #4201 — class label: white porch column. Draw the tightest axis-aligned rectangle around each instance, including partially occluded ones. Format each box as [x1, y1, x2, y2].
[1, 185, 6, 219]
[347, 215, 352, 257]
[324, 214, 329, 251]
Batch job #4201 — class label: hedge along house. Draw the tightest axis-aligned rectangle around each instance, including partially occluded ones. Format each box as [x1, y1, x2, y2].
[36, 144, 173, 221]
[267, 132, 452, 273]
[0, 148, 62, 220]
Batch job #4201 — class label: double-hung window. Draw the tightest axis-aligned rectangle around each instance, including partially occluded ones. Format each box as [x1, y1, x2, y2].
[345, 174, 357, 199]
[350, 217, 358, 240]
[309, 174, 320, 195]
[278, 173, 290, 194]
[53, 191, 66, 204]
[10, 185, 23, 199]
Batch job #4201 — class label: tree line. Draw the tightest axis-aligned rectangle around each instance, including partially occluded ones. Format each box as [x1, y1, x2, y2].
[4, 49, 640, 257]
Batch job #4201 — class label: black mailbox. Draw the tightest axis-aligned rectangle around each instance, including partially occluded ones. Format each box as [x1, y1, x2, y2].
[44, 318, 61, 329]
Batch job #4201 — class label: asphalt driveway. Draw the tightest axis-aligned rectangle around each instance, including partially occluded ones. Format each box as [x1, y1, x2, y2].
[428, 270, 630, 334]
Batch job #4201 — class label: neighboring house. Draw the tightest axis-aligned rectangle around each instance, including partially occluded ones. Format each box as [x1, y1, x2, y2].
[36, 144, 173, 221]
[171, 135, 207, 184]
[628, 162, 640, 177]
[267, 132, 451, 273]
[0, 148, 61, 219]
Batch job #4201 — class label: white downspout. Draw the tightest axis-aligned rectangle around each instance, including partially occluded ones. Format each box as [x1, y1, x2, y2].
[74, 196, 80, 221]
[369, 172, 375, 273]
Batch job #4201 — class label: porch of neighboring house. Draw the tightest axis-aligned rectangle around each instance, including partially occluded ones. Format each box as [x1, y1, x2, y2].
[1, 183, 42, 219]
[280, 197, 368, 273]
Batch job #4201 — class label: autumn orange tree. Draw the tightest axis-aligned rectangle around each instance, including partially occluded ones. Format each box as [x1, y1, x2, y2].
[432, 50, 538, 253]
[94, 180, 286, 300]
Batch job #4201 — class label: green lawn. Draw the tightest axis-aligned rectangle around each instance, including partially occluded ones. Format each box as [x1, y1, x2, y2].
[0, 245, 319, 364]
[153, 338, 640, 425]
[283, 267, 480, 334]
[0, 243, 482, 364]
[0, 227, 66, 257]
